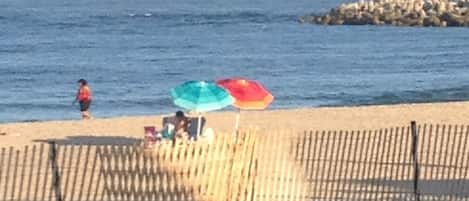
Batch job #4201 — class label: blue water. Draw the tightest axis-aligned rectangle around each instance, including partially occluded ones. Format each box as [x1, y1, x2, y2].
[1, 0, 469, 123]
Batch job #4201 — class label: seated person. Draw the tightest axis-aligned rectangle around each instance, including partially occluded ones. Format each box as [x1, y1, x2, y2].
[162, 111, 189, 141]
[173, 111, 189, 138]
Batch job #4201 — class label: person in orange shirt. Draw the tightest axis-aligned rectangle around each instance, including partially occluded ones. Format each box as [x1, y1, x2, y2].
[74, 79, 93, 120]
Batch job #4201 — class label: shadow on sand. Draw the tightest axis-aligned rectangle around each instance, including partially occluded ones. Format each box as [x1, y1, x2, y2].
[33, 135, 142, 145]
[352, 178, 469, 197]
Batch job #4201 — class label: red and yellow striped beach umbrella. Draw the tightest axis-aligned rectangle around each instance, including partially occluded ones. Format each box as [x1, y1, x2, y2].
[217, 78, 274, 130]
[217, 78, 274, 110]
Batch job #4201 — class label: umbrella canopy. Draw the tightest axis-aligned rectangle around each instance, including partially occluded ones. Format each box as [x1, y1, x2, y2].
[171, 81, 234, 112]
[217, 78, 274, 110]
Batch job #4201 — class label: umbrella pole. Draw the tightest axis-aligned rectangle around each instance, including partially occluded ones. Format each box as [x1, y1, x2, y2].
[197, 114, 202, 137]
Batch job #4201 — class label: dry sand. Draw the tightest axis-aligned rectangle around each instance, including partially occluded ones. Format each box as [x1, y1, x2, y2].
[1, 101, 469, 200]
[1, 101, 469, 148]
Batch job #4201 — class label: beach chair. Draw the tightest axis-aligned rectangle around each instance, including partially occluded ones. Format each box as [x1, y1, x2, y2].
[143, 126, 156, 148]
[188, 117, 206, 141]
[162, 116, 171, 127]
[161, 116, 176, 140]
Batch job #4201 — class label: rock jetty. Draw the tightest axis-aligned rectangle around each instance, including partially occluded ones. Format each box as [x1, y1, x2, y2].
[300, 0, 469, 27]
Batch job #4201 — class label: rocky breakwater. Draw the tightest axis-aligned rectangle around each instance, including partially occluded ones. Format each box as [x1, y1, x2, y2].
[300, 0, 469, 27]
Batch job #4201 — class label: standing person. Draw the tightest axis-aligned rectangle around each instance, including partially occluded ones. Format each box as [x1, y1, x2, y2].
[74, 79, 93, 120]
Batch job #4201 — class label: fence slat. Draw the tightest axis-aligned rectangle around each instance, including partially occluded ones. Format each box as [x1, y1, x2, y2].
[364, 130, 378, 201]
[77, 145, 91, 201]
[316, 131, 328, 200]
[423, 124, 432, 183]
[142, 146, 150, 201]
[249, 133, 258, 201]
[26, 145, 37, 201]
[286, 132, 296, 201]
[69, 145, 83, 201]
[118, 146, 127, 200]
[388, 127, 400, 201]
[307, 131, 319, 199]
[33, 144, 44, 201]
[0, 148, 5, 200]
[379, 128, 391, 201]
[200, 142, 212, 199]
[259, 132, 271, 201]
[85, 146, 99, 201]
[2, 147, 13, 201]
[374, 129, 387, 200]
[352, 130, 367, 201]
[63, 144, 76, 201]
[279, 131, 290, 201]
[10, 149, 20, 201]
[340, 130, 355, 200]
[56, 144, 67, 201]
[461, 126, 469, 199]
[446, 125, 457, 200]
[18, 146, 28, 200]
[120, 146, 129, 201]
[304, 131, 313, 183]
[147, 149, 156, 201]
[206, 137, 219, 198]
[457, 126, 469, 197]
[428, 125, 439, 183]
[441, 125, 452, 201]
[218, 134, 231, 201]
[336, 130, 350, 200]
[96, 146, 109, 201]
[329, 130, 341, 200]
[325, 130, 338, 200]
[42, 142, 53, 200]
[163, 144, 172, 201]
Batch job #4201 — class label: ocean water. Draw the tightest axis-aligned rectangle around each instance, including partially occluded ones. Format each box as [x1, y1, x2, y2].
[1, 0, 469, 123]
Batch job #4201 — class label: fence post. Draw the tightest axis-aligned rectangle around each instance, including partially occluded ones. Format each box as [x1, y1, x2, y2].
[49, 141, 63, 201]
[410, 121, 420, 201]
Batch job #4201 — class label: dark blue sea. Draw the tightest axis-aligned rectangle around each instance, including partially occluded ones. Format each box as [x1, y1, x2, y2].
[1, 0, 468, 123]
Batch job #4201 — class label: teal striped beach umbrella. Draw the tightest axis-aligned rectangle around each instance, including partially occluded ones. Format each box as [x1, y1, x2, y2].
[171, 81, 234, 135]
[171, 81, 233, 112]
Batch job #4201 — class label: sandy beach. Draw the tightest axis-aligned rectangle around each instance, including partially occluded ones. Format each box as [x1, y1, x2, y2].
[1, 101, 469, 148]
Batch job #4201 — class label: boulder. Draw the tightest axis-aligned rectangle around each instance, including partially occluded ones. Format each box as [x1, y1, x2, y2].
[321, 15, 332, 25]
[372, 16, 382, 24]
[423, 1, 434, 11]
[331, 18, 345, 25]
[441, 20, 448, 26]
[307, 15, 317, 23]
[441, 12, 465, 26]
[423, 15, 441, 26]
[344, 11, 356, 19]
[400, 16, 422, 26]
[361, 11, 375, 23]
[314, 16, 323, 24]
[298, 16, 306, 23]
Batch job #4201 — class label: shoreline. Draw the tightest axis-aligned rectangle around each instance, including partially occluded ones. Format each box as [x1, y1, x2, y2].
[1, 101, 469, 148]
[3, 99, 469, 125]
